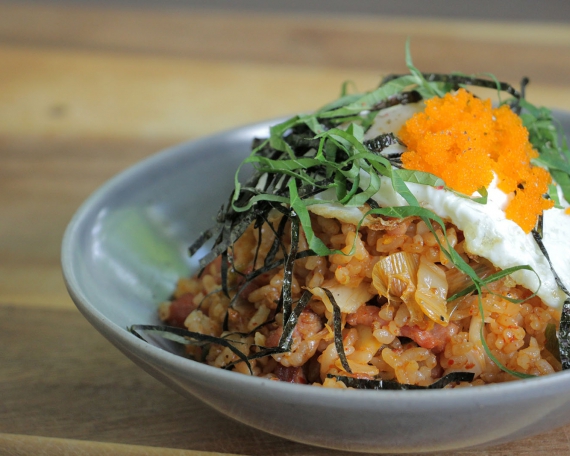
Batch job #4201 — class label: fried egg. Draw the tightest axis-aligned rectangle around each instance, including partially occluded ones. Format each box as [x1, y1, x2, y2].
[308, 103, 570, 308]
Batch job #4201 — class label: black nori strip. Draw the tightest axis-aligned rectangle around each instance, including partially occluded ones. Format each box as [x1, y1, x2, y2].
[363, 133, 401, 154]
[531, 229, 570, 296]
[129, 324, 253, 374]
[296, 250, 317, 259]
[285, 133, 321, 152]
[281, 212, 300, 324]
[223, 291, 314, 369]
[382, 151, 405, 159]
[221, 249, 230, 298]
[278, 290, 313, 350]
[520, 77, 529, 100]
[253, 212, 265, 229]
[369, 90, 423, 112]
[559, 299, 570, 369]
[535, 213, 544, 240]
[322, 288, 352, 374]
[531, 229, 570, 369]
[220, 215, 234, 260]
[366, 198, 380, 210]
[222, 308, 230, 332]
[252, 221, 263, 270]
[268, 200, 293, 216]
[188, 225, 218, 257]
[329, 372, 475, 390]
[511, 77, 530, 115]
[264, 213, 289, 266]
[227, 249, 316, 313]
[188, 205, 227, 257]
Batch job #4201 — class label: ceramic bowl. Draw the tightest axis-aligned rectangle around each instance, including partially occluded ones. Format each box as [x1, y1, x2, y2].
[62, 113, 570, 454]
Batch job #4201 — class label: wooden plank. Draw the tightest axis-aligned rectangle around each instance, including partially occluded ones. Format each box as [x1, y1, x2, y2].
[0, 3, 568, 86]
[0, 433, 237, 456]
[0, 44, 380, 140]
[1, 304, 570, 456]
[0, 43, 568, 140]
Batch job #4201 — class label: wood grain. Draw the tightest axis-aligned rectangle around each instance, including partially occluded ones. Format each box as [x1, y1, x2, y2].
[0, 2, 569, 86]
[0, 44, 381, 140]
[1, 43, 569, 143]
[0, 434, 237, 456]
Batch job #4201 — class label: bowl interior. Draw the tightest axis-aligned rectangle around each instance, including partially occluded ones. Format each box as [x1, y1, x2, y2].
[63, 120, 274, 336]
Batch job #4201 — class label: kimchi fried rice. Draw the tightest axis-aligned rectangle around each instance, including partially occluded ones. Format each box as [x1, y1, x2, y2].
[158, 213, 561, 387]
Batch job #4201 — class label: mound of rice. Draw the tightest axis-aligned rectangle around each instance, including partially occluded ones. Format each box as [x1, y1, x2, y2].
[159, 211, 560, 387]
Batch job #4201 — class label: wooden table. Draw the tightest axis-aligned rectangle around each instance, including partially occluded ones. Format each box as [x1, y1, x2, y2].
[2, 2, 570, 455]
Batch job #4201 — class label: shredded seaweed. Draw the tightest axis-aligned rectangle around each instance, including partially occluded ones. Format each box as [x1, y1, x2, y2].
[328, 372, 475, 390]
[364, 133, 400, 152]
[369, 90, 422, 113]
[323, 288, 352, 374]
[278, 211, 300, 324]
[531, 230, 570, 296]
[559, 299, 570, 369]
[278, 290, 313, 350]
[129, 324, 254, 374]
[264, 213, 289, 266]
[222, 290, 314, 370]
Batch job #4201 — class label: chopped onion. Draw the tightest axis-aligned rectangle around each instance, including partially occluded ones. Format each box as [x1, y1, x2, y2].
[310, 280, 374, 314]
[372, 252, 425, 323]
[415, 256, 450, 325]
[372, 252, 420, 302]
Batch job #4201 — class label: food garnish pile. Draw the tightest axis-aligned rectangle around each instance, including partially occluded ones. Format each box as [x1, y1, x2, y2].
[131, 49, 570, 389]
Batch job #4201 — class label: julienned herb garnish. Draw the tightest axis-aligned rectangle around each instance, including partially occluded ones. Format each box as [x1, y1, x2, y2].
[130, 46, 570, 388]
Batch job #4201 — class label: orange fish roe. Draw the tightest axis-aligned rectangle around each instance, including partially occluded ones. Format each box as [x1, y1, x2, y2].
[400, 88, 553, 233]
